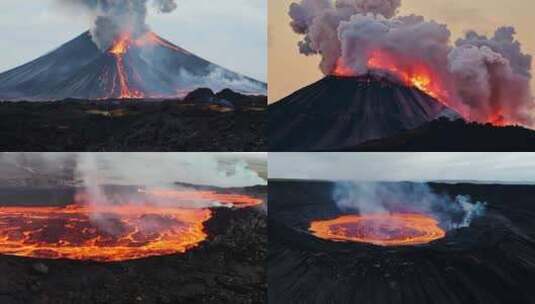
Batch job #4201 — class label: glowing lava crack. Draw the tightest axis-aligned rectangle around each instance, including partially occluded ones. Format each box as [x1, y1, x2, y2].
[0, 204, 212, 262]
[309, 213, 446, 246]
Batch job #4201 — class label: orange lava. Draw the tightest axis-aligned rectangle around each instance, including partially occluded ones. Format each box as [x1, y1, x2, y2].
[489, 111, 508, 126]
[366, 50, 450, 103]
[0, 204, 212, 262]
[142, 189, 264, 208]
[309, 213, 446, 246]
[108, 33, 144, 99]
[332, 58, 355, 77]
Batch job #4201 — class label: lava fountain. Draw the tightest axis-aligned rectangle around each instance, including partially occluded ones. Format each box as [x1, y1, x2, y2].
[309, 213, 446, 246]
[0, 204, 212, 262]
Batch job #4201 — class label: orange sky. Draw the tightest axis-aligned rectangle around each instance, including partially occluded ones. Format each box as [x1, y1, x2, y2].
[268, 0, 535, 103]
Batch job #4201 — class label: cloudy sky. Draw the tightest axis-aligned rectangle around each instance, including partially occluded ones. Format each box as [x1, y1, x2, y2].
[268, 0, 535, 102]
[269, 153, 535, 183]
[0, 0, 266, 82]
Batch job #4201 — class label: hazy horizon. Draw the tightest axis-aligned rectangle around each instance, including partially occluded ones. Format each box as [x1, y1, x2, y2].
[269, 153, 535, 184]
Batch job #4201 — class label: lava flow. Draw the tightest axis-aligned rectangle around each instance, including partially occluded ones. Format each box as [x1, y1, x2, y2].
[332, 50, 451, 105]
[142, 189, 264, 208]
[108, 33, 144, 99]
[0, 204, 211, 262]
[309, 213, 446, 246]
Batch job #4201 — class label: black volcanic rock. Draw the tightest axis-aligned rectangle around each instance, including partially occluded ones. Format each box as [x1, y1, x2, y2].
[352, 118, 535, 151]
[0, 100, 266, 151]
[184, 88, 216, 102]
[0, 31, 266, 101]
[269, 74, 459, 151]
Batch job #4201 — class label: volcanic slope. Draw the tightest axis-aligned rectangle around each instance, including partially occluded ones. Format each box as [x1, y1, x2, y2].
[0, 32, 266, 101]
[268, 74, 458, 151]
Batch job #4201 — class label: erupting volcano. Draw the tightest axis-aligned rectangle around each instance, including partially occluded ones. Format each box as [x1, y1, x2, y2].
[269, 73, 459, 151]
[0, 204, 211, 262]
[0, 31, 266, 101]
[309, 213, 446, 246]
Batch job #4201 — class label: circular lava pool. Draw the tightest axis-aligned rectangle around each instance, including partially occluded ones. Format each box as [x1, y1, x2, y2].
[0, 204, 212, 262]
[309, 213, 446, 246]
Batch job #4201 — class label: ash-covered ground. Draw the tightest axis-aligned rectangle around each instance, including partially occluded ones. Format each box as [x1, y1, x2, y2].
[268, 180, 535, 304]
[0, 185, 267, 304]
[0, 89, 266, 152]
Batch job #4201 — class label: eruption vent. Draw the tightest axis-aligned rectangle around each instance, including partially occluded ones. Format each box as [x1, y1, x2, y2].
[0, 204, 211, 262]
[309, 213, 446, 246]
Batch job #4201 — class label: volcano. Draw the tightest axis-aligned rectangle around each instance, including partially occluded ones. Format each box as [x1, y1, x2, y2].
[0, 31, 266, 101]
[269, 73, 460, 151]
[269, 180, 535, 304]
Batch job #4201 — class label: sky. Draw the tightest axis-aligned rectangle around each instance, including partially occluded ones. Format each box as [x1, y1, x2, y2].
[268, 0, 535, 103]
[269, 153, 535, 183]
[0, 0, 267, 82]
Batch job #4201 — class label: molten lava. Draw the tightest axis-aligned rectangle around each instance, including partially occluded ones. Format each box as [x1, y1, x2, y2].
[332, 58, 355, 77]
[108, 33, 144, 99]
[367, 50, 450, 103]
[0, 204, 211, 262]
[332, 50, 450, 105]
[142, 189, 263, 208]
[309, 213, 445, 246]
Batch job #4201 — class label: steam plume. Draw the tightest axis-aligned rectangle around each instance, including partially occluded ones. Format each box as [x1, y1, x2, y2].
[288, 0, 534, 125]
[333, 182, 486, 230]
[58, 0, 179, 50]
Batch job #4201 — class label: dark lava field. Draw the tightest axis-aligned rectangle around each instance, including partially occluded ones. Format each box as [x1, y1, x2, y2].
[0, 90, 266, 152]
[268, 180, 535, 304]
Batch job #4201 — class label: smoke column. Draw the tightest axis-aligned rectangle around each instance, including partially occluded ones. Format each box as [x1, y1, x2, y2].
[333, 182, 486, 230]
[57, 0, 179, 50]
[288, 0, 534, 125]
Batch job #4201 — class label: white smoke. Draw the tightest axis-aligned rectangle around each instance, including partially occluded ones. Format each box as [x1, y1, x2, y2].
[332, 182, 486, 230]
[57, 0, 179, 50]
[288, 0, 534, 125]
[177, 67, 267, 95]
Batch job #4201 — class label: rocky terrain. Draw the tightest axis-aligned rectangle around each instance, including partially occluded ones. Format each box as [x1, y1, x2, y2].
[351, 118, 535, 151]
[0, 90, 266, 152]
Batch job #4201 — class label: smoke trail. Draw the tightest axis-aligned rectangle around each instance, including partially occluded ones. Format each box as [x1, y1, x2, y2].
[332, 182, 486, 230]
[57, 0, 179, 50]
[288, 0, 534, 125]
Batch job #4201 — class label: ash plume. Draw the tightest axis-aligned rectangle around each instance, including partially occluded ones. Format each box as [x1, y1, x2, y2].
[57, 0, 179, 50]
[288, 0, 534, 125]
[333, 182, 486, 230]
